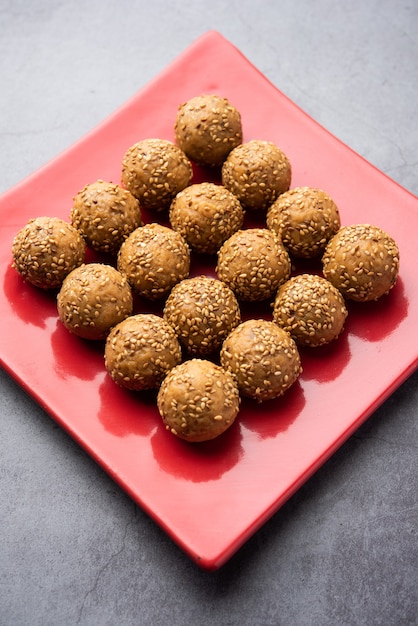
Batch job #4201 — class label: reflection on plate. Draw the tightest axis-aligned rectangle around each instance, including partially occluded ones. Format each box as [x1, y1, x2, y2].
[0, 31, 417, 570]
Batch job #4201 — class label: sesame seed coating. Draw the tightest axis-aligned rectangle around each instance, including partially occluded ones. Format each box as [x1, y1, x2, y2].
[222, 140, 291, 211]
[157, 358, 240, 442]
[266, 186, 341, 258]
[104, 314, 182, 390]
[57, 263, 133, 340]
[169, 182, 244, 254]
[121, 138, 193, 211]
[216, 228, 291, 301]
[11, 216, 86, 289]
[273, 274, 348, 347]
[163, 276, 241, 356]
[174, 94, 243, 167]
[117, 223, 190, 300]
[70, 179, 142, 255]
[221, 319, 302, 402]
[322, 224, 400, 302]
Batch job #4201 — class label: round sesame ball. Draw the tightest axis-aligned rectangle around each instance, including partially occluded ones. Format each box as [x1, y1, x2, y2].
[216, 228, 291, 301]
[163, 276, 241, 357]
[104, 314, 182, 391]
[117, 223, 190, 300]
[70, 179, 142, 255]
[11, 216, 86, 289]
[57, 263, 133, 340]
[174, 94, 243, 167]
[157, 358, 240, 442]
[266, 186, 341, 258]
[121, 138, 193, 211]
[322, 224, 400, 302]
[273, 274, 348, 347]
[220, 319, 302, 402]
[169, 182, 244, 254]
[222, 140, 291, 211]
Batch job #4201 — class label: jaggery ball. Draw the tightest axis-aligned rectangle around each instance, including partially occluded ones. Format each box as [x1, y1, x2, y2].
[220, 319, 302, 402]
[163, 276, 241, 356]
[11, 216, 86, 289]
[174, 94, 243, 167]
[216, 228, 291, 301]
[169, 182, 244, 254]
[266, 186, 341, 258]
[273, 274, 348, 347]
[157, 358, 240, 442]
[104, 314, 182, 390]
[222, 140, 291, 210]
[57, 263, 133, 340]
[121, 138, 192, 211]
[117, 223, 190, 300]
[322, 224, 400, 301]
[70, 179, 142, 255]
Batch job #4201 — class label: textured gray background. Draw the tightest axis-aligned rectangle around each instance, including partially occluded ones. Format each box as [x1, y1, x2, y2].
[1, 1, 417, 625]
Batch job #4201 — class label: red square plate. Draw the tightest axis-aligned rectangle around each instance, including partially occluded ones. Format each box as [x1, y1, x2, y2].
[1, 31, 417, 570]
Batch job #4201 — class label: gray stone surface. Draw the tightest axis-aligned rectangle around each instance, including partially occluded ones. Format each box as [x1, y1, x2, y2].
[1, 1, 417, 624]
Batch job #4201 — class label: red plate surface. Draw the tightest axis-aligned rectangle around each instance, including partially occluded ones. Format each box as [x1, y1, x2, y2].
[1, 31, 417, 570]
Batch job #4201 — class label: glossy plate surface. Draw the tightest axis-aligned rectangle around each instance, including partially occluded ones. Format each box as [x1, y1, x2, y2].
[1, 31, 417, 570]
